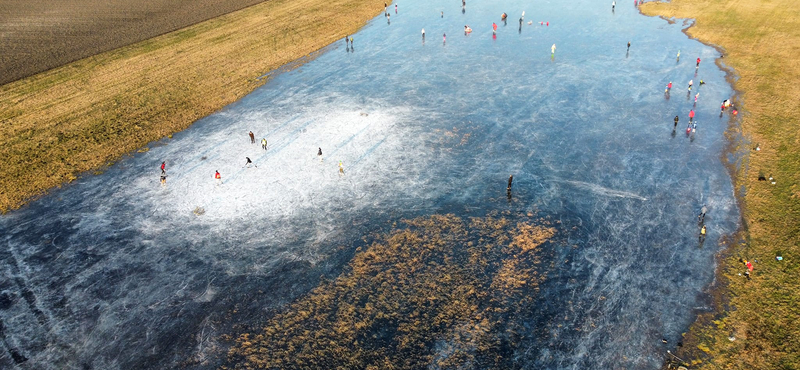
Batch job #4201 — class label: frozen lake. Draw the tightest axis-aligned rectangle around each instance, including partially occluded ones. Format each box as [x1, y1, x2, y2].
[0, 0, 740, 368]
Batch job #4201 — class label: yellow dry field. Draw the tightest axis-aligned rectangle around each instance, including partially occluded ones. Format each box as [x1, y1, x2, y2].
[0, 0, 383, 213]
[640, 0, 800, 368]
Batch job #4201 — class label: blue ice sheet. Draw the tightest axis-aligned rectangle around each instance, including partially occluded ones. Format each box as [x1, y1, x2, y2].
[0, 0, 740, 368]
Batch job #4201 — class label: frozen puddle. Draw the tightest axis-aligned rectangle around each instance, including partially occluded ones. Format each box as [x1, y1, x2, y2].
[0, 0, 740, 368]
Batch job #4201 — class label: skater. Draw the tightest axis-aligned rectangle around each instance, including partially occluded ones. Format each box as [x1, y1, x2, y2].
[688, 79, 693, 91]
[350, 36, 354, 47]
[612, 0, 616, 10]
[693, 122, 697, 133]
[345, 35, 348, 45]
[699, 225, 707, 243]
[493, 22, 497, 34]
[160, 161, 166, 175]
[443, 33, 446, 43]
[695, 93, 699, 102]
[627, 41, 631, 50]
[384, 2, 387, 11]
[689, 109, 695, 121]
[160, 174, 166, 186]
[551, 44, 556, 54]
[674, 115, 679, 129]
[249, 131, 255, 144]
[215, 170, 221, 185]
[318, 147, 322, 157]
[245, 157, 255, 168]
[507, 175, 513, 191]
[699, 79, 705, 85]
[441, 11, 443, 18]
[338, 161, 344, 174]
[677, 50, 681, 60]
[699, 205, 707, 223]
[696, 57, 701, 67]
[261, 138, 267, 150]
[422, 28, 425, 39]
[665, 81, 672, 92]
[395, 4, 397, 13]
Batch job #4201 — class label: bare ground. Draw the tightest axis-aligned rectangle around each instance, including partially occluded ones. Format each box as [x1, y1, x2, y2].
[0, 0, 269, 85]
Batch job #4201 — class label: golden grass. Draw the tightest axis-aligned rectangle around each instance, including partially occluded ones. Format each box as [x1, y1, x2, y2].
[225, 214, 555, 369]
[0, 0, 384, 213]
[640, 1, 800, 368]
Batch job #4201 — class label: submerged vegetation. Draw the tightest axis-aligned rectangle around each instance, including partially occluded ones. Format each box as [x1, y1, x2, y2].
[226, 215, 555, 369]
[640, 0, 800, 368]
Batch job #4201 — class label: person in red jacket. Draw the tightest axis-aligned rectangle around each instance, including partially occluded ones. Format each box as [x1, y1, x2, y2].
[696, 57, 701, 67]
[215, 170, 221, 185]
[688, 109, 695, 121]
[160, 161, 166, 175]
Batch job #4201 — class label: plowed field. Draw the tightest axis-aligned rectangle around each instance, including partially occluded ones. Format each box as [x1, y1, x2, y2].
[0, 0, 268, 84]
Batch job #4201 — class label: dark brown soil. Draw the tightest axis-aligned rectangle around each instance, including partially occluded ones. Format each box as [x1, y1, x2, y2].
[0, 0, 268, 85]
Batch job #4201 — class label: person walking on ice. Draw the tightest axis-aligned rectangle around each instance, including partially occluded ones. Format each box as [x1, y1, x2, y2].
[422, 28, 425, 39]
[215, 170, 222, 186]
[261, 138, 267, 150]
[699, 204, 707, 223]
[338, 161, 344, 175]
[249, 131, 255, 144]
[551, 44, 556, 55]
[695, 93, 700, 102]
[696, 57, 701, 68]
[689, 109, 695, 121]
[688, 79, 693, 91]
[673, 115, 679, 129]
[160, 161, 166, 175]
[612, 1, 615, 10]
[699, 225, 707, 243]
[318, 147, 323, 161]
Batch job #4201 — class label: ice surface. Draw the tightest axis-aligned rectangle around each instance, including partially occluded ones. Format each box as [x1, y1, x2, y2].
[0, 0, 740, 368]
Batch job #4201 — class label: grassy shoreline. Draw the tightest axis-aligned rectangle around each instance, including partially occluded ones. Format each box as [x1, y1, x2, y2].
[0, 0, 385, 213]
[640, 1, 800, 368]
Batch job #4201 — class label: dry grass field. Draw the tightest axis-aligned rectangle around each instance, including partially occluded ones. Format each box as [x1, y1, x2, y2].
[0, 0, 269, 84]
[0, 0, 384, 213]
[640, 1, 800, 368]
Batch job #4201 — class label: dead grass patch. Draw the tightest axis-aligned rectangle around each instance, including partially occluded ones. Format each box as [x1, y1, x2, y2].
[225, 214, 555, 369]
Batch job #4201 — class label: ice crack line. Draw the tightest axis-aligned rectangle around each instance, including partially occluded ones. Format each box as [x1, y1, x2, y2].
[553, 179, 648, 201]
